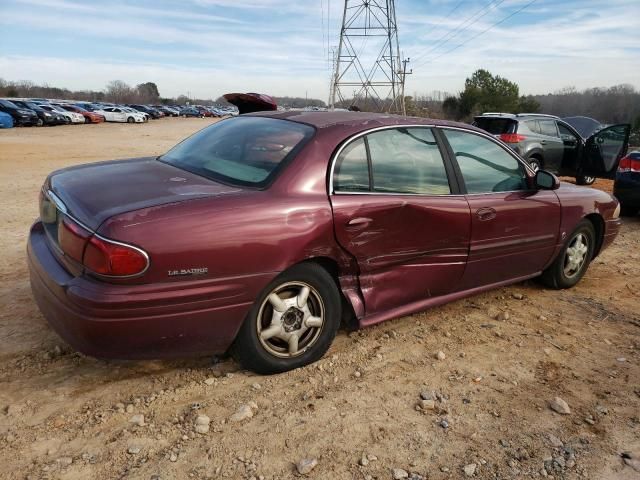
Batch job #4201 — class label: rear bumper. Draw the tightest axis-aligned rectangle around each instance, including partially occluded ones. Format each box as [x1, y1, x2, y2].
[27, 221, 272, 359]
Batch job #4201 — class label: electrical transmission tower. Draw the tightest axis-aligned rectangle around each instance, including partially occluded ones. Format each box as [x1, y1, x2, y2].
[329, 0, 408, 115]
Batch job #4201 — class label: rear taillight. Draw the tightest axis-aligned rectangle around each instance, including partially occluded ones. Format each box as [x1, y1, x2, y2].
[618, 155, 640, 173]
[83, 235, 149, 277]
[499, 133, 527, 143]
[58, 217, 90, 262]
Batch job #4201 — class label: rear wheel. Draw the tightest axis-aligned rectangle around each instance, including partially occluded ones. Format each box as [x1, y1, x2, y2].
[540, 220, 595, 289]
[233, 263, 341, 374]
[576, 175, 596, 185]
[527, 156, 542, 172]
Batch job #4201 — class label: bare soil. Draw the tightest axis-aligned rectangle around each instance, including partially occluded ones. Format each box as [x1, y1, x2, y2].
[0, 119, 638, 480]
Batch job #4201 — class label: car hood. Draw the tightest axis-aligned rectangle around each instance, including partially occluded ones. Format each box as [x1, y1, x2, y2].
[48, 157, 242, 230]
[562, 116, 603, 139]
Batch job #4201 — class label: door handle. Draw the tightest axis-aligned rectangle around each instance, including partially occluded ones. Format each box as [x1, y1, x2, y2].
[476, 207, 496, 221]
[540, 140, 547, 145]
[346, 217, 372, 228]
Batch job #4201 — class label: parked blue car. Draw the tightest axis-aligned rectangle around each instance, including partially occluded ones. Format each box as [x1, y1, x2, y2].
[614, 150, 640, 216]
[0, 110, 14, 128]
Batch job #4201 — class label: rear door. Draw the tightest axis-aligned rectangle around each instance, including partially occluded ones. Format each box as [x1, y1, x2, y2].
[580, 124, 631, 179]
[330, 127, 471, 316]
[439, 128, 561, 290]
[537, 120, 564, 172]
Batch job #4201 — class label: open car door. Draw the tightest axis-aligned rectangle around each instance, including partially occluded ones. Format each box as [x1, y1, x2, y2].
[580, 124, 630, 179]
[223, 93, 277, 114]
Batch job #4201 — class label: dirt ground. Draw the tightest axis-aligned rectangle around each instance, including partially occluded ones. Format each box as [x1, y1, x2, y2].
[0, 119, 638, 480]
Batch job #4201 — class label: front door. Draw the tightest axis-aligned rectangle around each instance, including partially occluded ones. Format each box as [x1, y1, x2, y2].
[580, 124, 631, 179]
[330, 127, 471, 315]
[439, 128, 561, 290]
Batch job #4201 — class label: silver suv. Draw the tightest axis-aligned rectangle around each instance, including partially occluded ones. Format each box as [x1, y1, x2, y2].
[473, 113, 630, 185]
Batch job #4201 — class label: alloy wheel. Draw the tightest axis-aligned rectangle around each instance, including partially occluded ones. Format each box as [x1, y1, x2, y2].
[563, 233, 589, 278]
[256, 281, 324, 358]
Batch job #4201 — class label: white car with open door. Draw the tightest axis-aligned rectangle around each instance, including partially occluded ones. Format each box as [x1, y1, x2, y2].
[98, 107, 145, 123]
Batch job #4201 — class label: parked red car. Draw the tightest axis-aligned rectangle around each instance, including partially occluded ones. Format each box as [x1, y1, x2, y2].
[57, 104, 105, 124]
[28, 112, 621, 373]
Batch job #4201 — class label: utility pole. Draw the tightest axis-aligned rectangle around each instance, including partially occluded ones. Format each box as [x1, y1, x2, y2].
[329, 0, 407, 114]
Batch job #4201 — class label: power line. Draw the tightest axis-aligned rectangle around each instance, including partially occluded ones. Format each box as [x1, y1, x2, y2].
[413, 0, 537, 68]
[410, 0, 506, 64]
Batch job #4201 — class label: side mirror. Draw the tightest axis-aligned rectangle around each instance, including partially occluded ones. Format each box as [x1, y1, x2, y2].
[535, 170, 560, 190]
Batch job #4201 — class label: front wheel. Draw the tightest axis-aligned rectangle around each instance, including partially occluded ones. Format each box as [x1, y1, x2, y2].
[576, 175, 596, 185]
[540, 220, 595, 289]
[233, 263, 341, 374]
[127, 116, 134, 123]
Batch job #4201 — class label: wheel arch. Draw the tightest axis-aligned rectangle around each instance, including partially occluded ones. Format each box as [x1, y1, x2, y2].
[584, 213, 605, 258]
[291, 256, 360, 329]
[527, 149, 544, 163]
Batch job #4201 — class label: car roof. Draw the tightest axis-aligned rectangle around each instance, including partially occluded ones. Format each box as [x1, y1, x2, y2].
[247, 110, 480, 133]
[475, 113, 560, 121]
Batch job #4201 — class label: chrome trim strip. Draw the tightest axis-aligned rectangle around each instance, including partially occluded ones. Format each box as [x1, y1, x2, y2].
[327, 123, 534, 196]
[46, 190, 68, 214]
[45, 189, 151, 279]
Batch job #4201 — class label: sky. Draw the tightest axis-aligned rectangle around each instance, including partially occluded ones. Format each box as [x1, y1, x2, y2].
[0, 0, 639, 102]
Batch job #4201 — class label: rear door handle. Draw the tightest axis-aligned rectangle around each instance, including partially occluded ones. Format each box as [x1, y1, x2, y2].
[346, 217, 372, 228]
[476, 207, 496, 221]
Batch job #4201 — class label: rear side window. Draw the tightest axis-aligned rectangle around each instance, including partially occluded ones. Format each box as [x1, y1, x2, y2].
[525, 120, 541, 134]
[539, 120, 559, 137]
[473, 117, 517, 135]
[161, 116, 315, 188]
[366, 128, 450, 194]
[333, 138, 370, 192]
[443, 129, 527, 194]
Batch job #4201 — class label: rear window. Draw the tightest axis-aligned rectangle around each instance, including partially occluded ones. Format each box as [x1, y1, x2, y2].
[473, 117, 516, 135]
[160, 116, 315, 188]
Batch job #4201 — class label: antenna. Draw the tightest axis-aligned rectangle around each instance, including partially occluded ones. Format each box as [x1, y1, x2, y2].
[329, 0, 408, 115]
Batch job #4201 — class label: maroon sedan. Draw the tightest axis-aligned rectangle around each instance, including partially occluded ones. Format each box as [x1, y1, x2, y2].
[28, 112, 622, 373]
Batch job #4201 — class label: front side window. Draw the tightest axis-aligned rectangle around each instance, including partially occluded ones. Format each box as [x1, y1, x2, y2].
[161, 117, 315, 188]
[443, 129, 527, 194]
[367, 128, 451, 194]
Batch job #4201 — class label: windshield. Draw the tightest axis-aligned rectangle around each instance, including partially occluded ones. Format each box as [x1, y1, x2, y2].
[160, 116, 314, 188]
[473, 117, 517, 135]
[0, 99, 19, 108]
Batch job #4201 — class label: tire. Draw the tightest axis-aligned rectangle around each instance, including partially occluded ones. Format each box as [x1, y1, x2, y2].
[620, 205, 638, 217]
[64, 117, 71, 125]
[127, 116, 134, 123]
[233, 263, 341, 374]
[540, 219, 596, 289]
[36, 118, 44, 127]
[527, 156, 542, 172]
[576, 175, 596, 185]
[84, 117, 90, 124]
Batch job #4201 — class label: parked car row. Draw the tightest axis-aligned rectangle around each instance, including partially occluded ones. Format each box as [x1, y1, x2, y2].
[0, 98, 237, 128]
